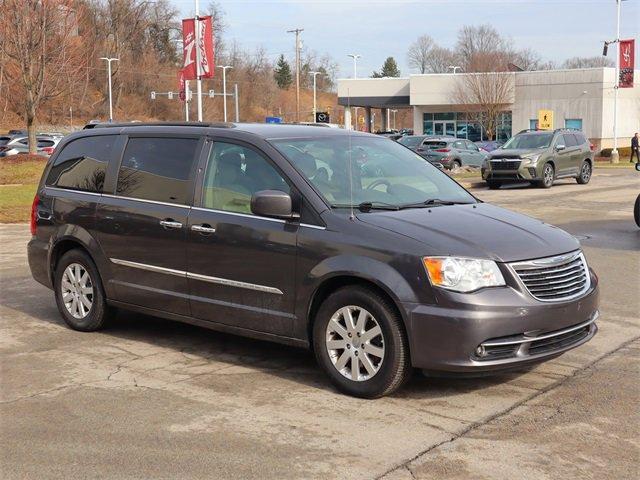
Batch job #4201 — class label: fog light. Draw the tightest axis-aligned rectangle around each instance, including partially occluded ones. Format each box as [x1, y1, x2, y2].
[476, 345, 486, 357]
[528, 167, 537, 177]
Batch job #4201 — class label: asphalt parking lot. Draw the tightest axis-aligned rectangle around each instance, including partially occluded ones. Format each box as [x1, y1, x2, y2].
[1, 168, 638, 480]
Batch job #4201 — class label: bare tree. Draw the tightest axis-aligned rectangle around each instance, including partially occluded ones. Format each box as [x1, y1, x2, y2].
[509, 48, 542, 71]
[0, 0, 85, 152]
[407, 35, 436, 74]
[453, 72, 514, 140]
[562, 56, 614, 69]
[427, 46, 461, 73]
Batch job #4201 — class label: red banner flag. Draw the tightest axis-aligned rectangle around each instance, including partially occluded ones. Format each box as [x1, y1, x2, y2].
[182, 16, 215, 80]
[619, 39, 634, 88]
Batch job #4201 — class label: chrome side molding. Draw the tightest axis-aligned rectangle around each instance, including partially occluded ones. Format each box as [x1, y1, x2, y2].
[109, 258, 283, 295]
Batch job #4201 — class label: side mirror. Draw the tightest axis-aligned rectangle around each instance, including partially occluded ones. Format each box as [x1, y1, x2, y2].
[555, 144, 566, 151]
[251, 190, 297, 219]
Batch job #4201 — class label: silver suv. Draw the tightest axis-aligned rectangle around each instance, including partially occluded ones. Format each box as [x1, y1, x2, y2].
[482, 129, 594, 189]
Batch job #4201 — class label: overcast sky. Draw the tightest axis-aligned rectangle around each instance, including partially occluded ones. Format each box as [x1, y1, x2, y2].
[171, 0, 640, 77]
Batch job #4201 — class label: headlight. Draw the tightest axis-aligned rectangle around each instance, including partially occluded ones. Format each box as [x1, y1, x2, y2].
[423, 256, 505, 292]
[521, 153, 541, 165]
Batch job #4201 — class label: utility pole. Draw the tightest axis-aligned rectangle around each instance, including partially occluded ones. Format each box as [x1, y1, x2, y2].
[348, 54, 361, 79]
[234, 83, 239, 122]
[218, 65, 232, 122]
[287, 28, 304, 123]
[310, 71, 322, 122]
[100, 57, 118, 122]
[194, 0, 203, 121]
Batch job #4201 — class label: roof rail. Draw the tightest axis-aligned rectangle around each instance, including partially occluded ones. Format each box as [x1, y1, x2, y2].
[83, 121, 236, 130]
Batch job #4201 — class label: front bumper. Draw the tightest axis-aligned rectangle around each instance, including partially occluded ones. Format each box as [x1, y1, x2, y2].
[482, 162, 540, 181]
[403, 271, 599, 373]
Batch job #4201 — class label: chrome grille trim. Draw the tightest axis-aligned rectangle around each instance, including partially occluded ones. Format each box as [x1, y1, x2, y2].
[509, 251, 590, 302]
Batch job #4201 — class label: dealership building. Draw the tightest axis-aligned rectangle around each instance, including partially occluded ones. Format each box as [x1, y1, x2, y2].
[337, 68, 639, 151]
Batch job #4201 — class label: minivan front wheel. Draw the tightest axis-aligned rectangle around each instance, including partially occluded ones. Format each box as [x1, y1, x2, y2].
[54, 249, 113, 331]
[313, 286, 411, 398]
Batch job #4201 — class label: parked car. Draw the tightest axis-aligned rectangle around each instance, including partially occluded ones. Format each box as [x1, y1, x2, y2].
[0, 136, 59, 157]
[416, 137, 488, 170]
[376, 131, 403, 141]
[7, 129, 27, 137]
[482, 129, 594, 189]
[28, 122, 599, 398]
[475, 140, 503, 153]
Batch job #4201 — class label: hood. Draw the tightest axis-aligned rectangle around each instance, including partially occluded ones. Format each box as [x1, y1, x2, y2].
[357, 203, 580, 263]
[489, 148, 543, 159]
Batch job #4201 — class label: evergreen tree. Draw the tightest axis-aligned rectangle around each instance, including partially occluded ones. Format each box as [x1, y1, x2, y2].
[372, 57, 401, 78]
[274, 54, 293, 89]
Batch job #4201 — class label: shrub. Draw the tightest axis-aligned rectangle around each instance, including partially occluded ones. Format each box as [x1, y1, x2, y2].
[600, 146, 632, 157]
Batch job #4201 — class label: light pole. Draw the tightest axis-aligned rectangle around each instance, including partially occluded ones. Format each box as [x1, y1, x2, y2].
[611, 0, 623, 163]
[347, 54, 361, 79]
[100, 57, 119, 122]
[287, 28, 304, 123]
[448, 65, 462, 74]
[391, 109, 398, 130]
[218, 65, 232, 122]
[310, 71, 323, 122]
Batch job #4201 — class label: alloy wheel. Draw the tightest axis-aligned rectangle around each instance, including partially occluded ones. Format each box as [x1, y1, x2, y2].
[61, 263, 94, 319]
[581, 162, 591, 182]
[325, 306, 385, 381]
[544, 164, 554, 187]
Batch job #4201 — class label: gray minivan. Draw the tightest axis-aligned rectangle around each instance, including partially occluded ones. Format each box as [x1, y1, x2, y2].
[28, 123, 599, 398]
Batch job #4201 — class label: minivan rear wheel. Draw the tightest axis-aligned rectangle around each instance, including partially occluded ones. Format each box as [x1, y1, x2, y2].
[54, 249, 113, 331]
[312, 286, 411, 398]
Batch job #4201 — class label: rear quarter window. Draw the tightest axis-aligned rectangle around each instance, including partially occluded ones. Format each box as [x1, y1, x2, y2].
[45, 135, 116, 193]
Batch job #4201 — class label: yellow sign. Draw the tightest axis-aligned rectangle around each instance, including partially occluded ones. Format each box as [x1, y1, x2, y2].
[538, 109, 554, 130]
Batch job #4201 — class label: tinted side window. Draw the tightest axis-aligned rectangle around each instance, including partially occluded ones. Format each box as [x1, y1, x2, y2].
[563, 134, 578, 147]
[45, 135, 115, 193]
[202, 142, 289, 214]
[453, 141, 465, 149]
[573, 133, 586, 145]
[116, 137, 198, 205]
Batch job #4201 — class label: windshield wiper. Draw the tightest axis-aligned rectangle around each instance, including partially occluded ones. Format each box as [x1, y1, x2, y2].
[332, 201, 400, 212]
[399, 198, 473, 209]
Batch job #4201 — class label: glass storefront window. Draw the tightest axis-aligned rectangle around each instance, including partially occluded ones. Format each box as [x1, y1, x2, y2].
[423, 111, 512, 142]
[565, 119, 583, 130]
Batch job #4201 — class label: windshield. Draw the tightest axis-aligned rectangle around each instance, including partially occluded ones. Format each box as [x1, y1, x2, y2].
[271, 136, 476, 208]
[398, 136, 422, 147]
[502, 133, 553, 149]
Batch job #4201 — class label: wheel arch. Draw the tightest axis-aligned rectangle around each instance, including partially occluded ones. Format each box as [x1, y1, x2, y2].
[305, 274, 409, 351]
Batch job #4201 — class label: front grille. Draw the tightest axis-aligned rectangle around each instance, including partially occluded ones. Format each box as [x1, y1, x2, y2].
[511, 251, 590, 302]
[528, 325, 590, 355]
[491, 160, 521, 171]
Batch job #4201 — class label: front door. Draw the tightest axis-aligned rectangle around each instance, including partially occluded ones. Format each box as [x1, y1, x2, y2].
[96, 135, 202, 315]
[186, 140, 297, 336]
[434, 121, 455, 137]
[554, 133, 577, 176]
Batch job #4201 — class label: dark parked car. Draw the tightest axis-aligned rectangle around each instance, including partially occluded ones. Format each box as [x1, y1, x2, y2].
[475, 140, 503, 153]
[28, 122, 599, 398]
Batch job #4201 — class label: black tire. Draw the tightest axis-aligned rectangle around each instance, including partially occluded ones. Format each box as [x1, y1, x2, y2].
[576, 160, 592, 184]
[54, 249, 113, 331]
[537, 162, 554, 188]
[634, 194, 640, 228]
[486, 180, 502, 189]
[312, 286, 411, 399]
[451, 159, 461, 170]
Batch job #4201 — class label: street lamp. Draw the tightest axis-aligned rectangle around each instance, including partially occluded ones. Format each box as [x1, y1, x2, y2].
[448, 65, 462, 74]
[347, 53, 361, 79]
[309, 71, 324, 122]
[218, 65, 233, 122]
[100, 57, 119, 122]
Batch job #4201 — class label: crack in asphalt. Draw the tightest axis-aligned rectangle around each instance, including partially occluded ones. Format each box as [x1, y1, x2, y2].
[375, 333, 640, 480]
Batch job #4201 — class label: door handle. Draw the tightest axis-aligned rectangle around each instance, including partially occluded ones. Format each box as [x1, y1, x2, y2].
[191, 224, 216, 234]
[160, 219, 183, 229]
